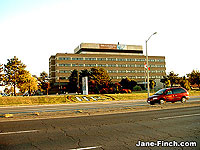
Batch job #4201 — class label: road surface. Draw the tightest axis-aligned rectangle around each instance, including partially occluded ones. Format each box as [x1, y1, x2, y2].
[0, 97, 200, 115]
[0, 106, 200, 150]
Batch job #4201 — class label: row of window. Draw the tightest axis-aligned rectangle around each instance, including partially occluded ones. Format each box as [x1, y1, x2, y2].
[58, 70, 165, 73]
[58, 57, 165, 62]
[58, 76, 163, 80]
[58, 63, 165, 68]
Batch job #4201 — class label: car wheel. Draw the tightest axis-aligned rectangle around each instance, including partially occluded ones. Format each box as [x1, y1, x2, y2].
[150, 101, 155, 105]
[160, 99, 166, 104]
[181, 97, 187, 103]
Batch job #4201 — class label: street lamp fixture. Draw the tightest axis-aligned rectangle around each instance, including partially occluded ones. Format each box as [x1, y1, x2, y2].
[146, 32, 157, 98]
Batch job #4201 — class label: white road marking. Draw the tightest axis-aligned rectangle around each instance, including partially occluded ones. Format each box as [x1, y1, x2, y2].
[156, 113, 200, 120]
[0, 130, 39, 135]
[69, 146, 102, 150]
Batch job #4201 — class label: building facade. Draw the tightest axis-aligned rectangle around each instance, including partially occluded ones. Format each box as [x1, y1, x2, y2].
[49, 43, 166, 86]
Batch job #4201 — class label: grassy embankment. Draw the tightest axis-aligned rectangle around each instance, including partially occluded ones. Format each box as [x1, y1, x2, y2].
[0, 91, 200, 106]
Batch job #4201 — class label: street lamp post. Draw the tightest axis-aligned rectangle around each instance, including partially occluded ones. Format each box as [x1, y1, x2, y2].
[146, 32, 157, 98]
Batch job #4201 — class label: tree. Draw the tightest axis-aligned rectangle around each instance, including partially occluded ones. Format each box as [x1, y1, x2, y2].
[187, 70, 200, 89]
[18, 72, 38, 95]
[4, 56, 27, 96]
[161, 76, 172, 88]
[67, 68, 112, 94]
[68, 69, 78, 93]
[0, 64, 4, 84]
[38, 71, 49, 94]
[161, 71, 179, 87]
[90, 67, 111, 91]
[150, 80, 156, 89]
[179, 76, 191, 91]
[167, 71, 179, 87]
[119, 77, 137, 90]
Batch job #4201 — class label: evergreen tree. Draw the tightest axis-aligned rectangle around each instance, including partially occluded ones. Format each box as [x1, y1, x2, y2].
[4, 56, 27, 95]
[187, 70, 200, 89]
[38, 71, 49, 93]
[68, 69, 78, 93]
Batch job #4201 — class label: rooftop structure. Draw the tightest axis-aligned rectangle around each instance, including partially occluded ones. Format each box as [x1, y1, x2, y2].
[74, 43, 143, 55]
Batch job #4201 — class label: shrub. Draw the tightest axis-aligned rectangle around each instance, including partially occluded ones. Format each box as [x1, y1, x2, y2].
[99, 88, 109, 94]
[133, 85, 142, 91]
[120, 89, 132, 93]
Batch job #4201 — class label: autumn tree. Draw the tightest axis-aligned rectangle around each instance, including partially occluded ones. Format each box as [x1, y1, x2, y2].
[150, 80, 156, 89]
[90, 67, 111, 92]
[4, 56, 27, 96]
[17, 72, 38, 95]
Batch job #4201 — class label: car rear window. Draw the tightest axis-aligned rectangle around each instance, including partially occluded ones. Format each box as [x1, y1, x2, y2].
[172, 88, 186, 94]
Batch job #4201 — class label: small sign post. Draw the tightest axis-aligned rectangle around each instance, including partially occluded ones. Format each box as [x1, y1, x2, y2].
[82, 77, 88, 95]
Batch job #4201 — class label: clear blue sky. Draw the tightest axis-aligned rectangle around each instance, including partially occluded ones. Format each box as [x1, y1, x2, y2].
[0, 0, 199, 77]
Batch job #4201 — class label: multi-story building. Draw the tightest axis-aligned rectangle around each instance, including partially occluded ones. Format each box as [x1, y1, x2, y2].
[49, 43, 166, 87]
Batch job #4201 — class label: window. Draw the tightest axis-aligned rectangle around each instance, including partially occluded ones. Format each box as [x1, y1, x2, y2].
[85, 58, 96, 61]
[108, 64, 116, 67]
[117, 58, 126, 61]
[111, 76, 117, 79]
[59, 70, 71, 73]
[58, 57, 71, 60]
[108, 70, 117, 73]
[97, 64, 107, 67]
[72, 64, 78, 67]
[127, 64, 135, 67]
[135, 64, 143, 67]
[127, 70, 135, 73]
[59, 64, 65, 67]
[72, 58, 83, 60]
[107, 58, 116, 61]
[173, 88, 186, 94]
[156, 59, 165, 62]
[78, 64, 84, 67]
[59, 77, 66, 80]
[136, 59, 145, 62]
[166, 90, 172, 95]
[59, 64, 71, 67]
[85, 64, 96, 67]
[65, 64, 71, 67]
[127, 58, 135, 61]
[59, 57, 64, 60]
[118, 64, 126, 67]
[137, 70, 145, 73]
[59, 70, 65, 73]
[117, 76, 126, 79]
[97, 58, 106, 61]
[149, 59, 155, 62]
[118, 70, 126, 73]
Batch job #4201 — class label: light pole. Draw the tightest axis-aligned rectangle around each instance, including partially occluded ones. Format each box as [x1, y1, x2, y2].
[146, 32, 157, 98]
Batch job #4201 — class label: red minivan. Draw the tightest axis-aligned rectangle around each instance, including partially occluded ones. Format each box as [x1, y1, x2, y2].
[147, 87, 189, 105]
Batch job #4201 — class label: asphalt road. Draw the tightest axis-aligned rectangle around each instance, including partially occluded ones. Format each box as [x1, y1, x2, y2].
[0, 97, 200, 114]
[0, 106, 200, 150]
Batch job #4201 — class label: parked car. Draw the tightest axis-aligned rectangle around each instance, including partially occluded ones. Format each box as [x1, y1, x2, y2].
[147, 87, 189, 105]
